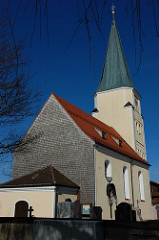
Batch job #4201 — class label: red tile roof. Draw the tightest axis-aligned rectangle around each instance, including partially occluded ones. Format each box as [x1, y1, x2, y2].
[52, 93, 150, 166]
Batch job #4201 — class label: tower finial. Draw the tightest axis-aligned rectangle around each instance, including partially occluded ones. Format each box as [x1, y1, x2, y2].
[112, 5, 115, 18]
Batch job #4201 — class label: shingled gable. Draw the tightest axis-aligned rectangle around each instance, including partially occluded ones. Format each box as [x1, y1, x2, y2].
[52, 93, 150, 166]
[0, 166, 80, 189]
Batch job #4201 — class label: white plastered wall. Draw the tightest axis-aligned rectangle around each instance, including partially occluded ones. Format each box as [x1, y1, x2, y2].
[0, 186, 78, 218]
[95, 145, 151, 220]
[0, 190, 53, 217]
[93, 87, 147, 160]
[93, 87, 135, 150]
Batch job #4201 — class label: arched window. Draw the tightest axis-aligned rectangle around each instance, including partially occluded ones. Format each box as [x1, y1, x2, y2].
[123, 166, 130, 200]
[14, 200, 29, 217]
[105, 160, 112, 182]
[65, 197, 72, 202]
[138, 171, 145, 201]
[136, 122, 138, 132]
[139, 124, 141, 135]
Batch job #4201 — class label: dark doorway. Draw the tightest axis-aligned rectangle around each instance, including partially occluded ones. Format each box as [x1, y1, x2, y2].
[14, 201, 29, 217]
[115, 202, 136, 221]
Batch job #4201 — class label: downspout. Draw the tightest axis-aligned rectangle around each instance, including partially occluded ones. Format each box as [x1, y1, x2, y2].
[130, 160, 135, 207]
[93, 145, 96, 206]
[52, 186, 57, 218]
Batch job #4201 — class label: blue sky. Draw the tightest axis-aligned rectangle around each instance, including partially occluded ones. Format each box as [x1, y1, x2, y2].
[0, 1, 159, 182]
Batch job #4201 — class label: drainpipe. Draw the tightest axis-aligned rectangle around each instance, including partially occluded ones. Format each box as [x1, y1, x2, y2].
[52, 186, 57, 218]
[130, 160, 135, 207]
[93, 145, 97, 206]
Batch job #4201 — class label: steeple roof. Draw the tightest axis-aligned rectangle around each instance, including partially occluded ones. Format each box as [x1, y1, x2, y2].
[97, 16, 135, 92]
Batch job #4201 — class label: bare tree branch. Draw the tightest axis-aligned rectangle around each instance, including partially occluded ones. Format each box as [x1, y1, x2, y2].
[152, 0, 159, 37]
[0, 15, 40, 161]
[4, 0, 159, 75]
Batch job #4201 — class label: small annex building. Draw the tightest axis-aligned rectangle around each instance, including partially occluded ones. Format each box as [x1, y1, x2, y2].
[0, 14, 152, 220]
[0, 166, 79, 218]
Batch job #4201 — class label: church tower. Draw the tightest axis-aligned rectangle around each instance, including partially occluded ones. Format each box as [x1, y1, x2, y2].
[92, 13, 147, 160]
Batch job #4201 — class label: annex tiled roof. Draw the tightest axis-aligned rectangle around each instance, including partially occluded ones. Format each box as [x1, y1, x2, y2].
[0, 166, 80, 188]
[53, 93, 149, 166]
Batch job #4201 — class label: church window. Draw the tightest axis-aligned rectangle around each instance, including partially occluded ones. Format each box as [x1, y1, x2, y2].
[136, 121, 138, 132]
[135, 97, 138, 108]
[138, 171, 145, 201]
[94, 128, 106, 139]
[119, 140, 122, 147]
[111, 136, 122, 147]
[123, 166, 130, 200]
[102, 131, 106, 140]
[139, 125, 142, 135]
[105, 160, 112, 182]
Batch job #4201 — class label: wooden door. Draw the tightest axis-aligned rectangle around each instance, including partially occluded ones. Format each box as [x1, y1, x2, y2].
[14, 201, 28, 217]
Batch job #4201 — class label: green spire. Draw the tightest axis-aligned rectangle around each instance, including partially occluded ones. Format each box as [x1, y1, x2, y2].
[97, 15, 135, 92]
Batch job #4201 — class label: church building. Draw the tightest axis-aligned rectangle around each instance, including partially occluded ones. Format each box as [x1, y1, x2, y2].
[0, 14, 152, 220]
[92, 14, 146, 160]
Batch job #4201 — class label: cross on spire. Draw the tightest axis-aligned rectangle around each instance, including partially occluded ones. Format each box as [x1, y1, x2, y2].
[112, 5, 115, 16]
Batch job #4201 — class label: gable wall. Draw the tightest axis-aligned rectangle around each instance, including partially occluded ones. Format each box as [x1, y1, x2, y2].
[13, 94, 94, 204]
